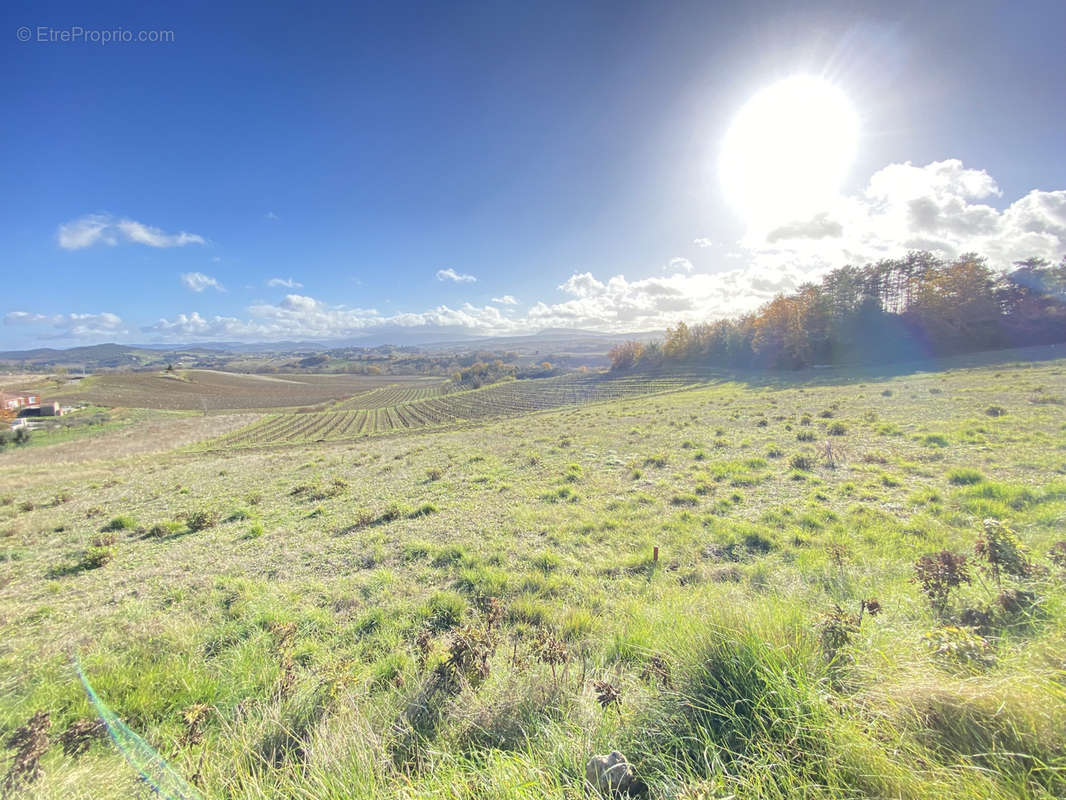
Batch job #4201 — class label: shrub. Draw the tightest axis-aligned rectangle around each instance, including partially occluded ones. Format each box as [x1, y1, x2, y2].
[379, 502, 411, 522]
[103, 515, 138, 532]
[789, 453, 814, 471]
[426, 467, 443, 481]
[985, 405, 1007, 417]
[244, 522, 265, 539]
[227, 508, 253, 522]
[186, 510, 219, 532]
[796, 430, 816, 442]
[827, 422, 847, 436]
[147, 520, 183, 538]
[81, 546, 114, 570]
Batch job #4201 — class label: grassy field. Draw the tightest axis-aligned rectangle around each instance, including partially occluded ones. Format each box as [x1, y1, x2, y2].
[1, 352, 1065, 799]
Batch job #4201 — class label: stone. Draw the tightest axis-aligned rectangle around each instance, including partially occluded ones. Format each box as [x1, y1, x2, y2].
[585, 750, 636, 795]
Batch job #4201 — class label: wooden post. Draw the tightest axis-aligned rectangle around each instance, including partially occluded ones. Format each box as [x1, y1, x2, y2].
[652, 546, 659, 563]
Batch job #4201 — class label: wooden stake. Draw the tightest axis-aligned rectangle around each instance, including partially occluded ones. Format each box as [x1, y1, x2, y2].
[653, 546, 659, 563]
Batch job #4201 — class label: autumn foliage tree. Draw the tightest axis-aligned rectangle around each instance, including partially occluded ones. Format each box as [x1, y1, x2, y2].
[614, 250, 1066, 371]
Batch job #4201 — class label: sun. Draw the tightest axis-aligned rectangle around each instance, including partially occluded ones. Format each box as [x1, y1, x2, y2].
[719, 75, 858, 230]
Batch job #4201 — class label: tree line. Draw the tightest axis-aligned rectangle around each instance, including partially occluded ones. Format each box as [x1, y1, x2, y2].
[609, 252, 1066, 371]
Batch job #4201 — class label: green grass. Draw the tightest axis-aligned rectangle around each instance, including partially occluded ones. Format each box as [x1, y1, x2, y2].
[1, 354, 1066, 798]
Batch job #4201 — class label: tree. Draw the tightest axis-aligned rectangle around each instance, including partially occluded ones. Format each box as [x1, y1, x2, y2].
[608, 341, 644, 371]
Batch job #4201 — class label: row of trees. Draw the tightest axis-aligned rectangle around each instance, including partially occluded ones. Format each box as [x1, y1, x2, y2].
[610, 253, 1066, 371]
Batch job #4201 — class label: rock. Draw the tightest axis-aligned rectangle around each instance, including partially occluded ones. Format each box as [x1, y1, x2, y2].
[585, 750, 640, 796]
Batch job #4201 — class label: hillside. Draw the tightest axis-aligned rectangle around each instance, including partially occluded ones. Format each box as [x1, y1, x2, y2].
[0, 355, 1064, 799]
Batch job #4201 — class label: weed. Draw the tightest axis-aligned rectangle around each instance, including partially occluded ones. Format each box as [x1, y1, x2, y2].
[186, 509, 219, 531]
[947, 468, 983, 485]
[974, 518, 1030, 584]
[103, 515, 138, 532]
[2, 710, 50, 793]
[914, 551, 971, 613]
[923, 625, 995, 667]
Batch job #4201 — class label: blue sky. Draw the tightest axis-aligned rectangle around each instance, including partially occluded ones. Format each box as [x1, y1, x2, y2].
[3, 0, 1065, 348]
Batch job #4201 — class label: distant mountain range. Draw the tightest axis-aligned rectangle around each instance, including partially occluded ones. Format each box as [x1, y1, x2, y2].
[0, 329, 663, 369]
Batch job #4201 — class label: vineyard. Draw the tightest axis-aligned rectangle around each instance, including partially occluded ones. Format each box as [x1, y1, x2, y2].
[215, 371, 706, 447]
[48, 370, 442, 411]
[332, 381, 453, 410]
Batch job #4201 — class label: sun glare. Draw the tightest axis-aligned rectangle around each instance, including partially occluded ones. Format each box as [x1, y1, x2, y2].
[720, 75, 858, 231]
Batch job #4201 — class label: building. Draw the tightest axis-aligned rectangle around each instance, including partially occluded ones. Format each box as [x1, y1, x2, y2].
[38, 401, 62, 416]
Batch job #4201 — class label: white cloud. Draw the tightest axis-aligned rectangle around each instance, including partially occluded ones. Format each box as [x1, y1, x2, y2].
[766, 213, 843, 243]
[4, 310, 126, 339]
[57, 214, 205, 250]
[144, 296, 516, 341]
[558, 272, 605, 298]
[436, 268, 477, 283]
[265, 211, 280, 221]
[666, 257, 694, 273]
[180, 272, 225, 292]
[267, 277, 303, 289]
[24, 158, 1066, 348]
[747, 159, 1066, 274]
[693, 238, 714, 248]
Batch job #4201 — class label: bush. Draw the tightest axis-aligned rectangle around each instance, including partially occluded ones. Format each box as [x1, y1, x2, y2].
[186, 510, 219, 532]
[147, 520, 183, 538]
[81, 546, 114, 570]
[789, 453, 814, 471]
[103, 515, 138, 532]
[796, 430, 816, 442]
[827, 422, 847, 436]
[985, 405, 1007, 417]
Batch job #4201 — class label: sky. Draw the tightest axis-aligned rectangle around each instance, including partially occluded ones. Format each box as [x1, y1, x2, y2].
[2, 0, 1065, 349]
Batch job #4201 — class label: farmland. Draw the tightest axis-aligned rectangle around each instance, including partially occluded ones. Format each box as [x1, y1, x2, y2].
[219, 372, 707, 447]
[1, 349, 1065, 799]
[46, 370, 443, 411]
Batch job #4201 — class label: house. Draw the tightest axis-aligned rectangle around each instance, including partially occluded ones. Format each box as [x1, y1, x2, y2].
[38, 401, 62, 416]
[2, 393, 40, 409]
